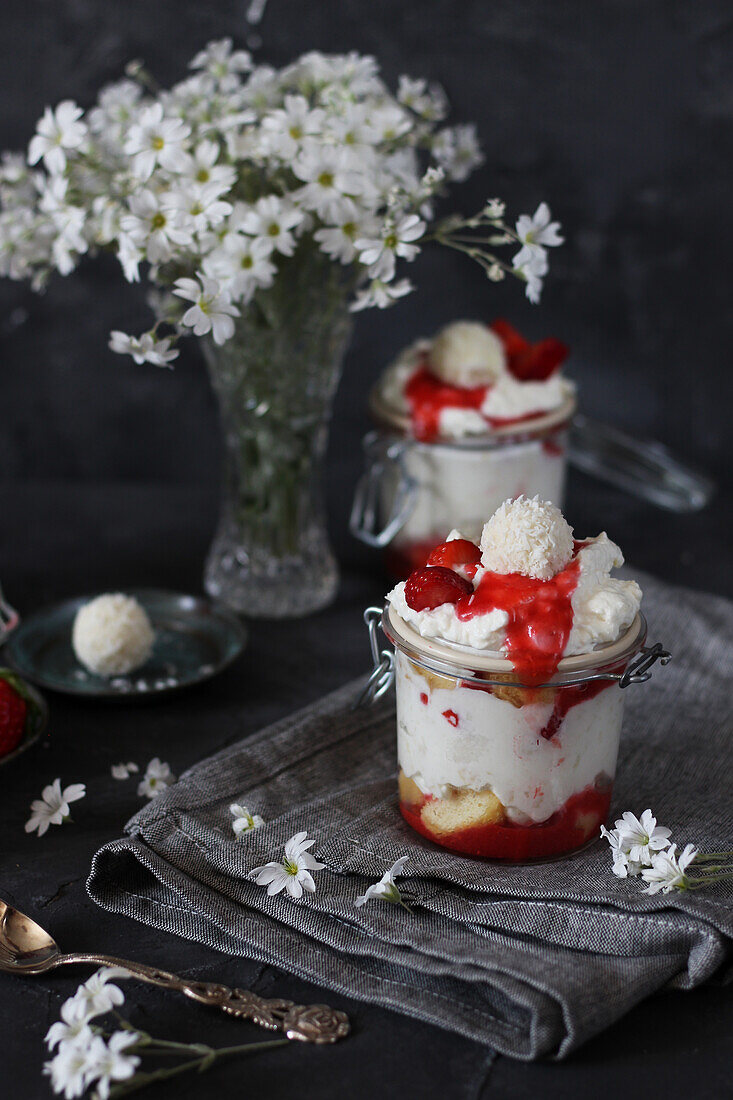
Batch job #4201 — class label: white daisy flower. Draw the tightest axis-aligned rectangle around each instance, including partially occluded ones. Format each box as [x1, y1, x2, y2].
[314, 201, 378, 265]
[87, 1031, 140, 1100]
[28, 101, 87, 175]
[110, 761, 140, 780]
[120, 189, 193, 265]
[350, 277, 414, 312]
[163, 181, 233, 234]
[614, 809, 672, 865]
[25, 779, 86, 837]
[230, 803, 265, 837]
[173, 275, 239, 344]
[642, 843, 699, 895]
[136, 757, 176, 799]
[237, 195, 304, 257]
[204, 234, 276, 301]
[109, 331, 179, 368]
[65, 968, 129, 1022]
[355, 213, 425, 281]
[250, 830, 325, 898]
[45, 999, 95, 1052]
[355, 856, 411, 910]
[292, 146, 364, 222]
[513, 201, 564, 270]
[123, 102, 191, 181]
[262, 94, 326, 159]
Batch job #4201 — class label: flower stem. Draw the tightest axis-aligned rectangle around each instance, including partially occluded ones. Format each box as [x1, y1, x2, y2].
[105, 1039, 289, 1098]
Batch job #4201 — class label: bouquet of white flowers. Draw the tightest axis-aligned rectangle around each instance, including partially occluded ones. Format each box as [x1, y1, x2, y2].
[0, 39, 563, 618]
[0, 39, 560, 367]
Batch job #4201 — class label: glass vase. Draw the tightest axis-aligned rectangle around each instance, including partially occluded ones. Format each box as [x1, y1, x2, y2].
[203, 246, 353, 619]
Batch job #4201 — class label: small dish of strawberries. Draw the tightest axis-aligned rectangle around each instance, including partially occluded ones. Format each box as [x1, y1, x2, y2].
[0, 669, 48, 765]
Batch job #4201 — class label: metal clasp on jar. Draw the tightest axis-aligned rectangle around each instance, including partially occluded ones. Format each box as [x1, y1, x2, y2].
[354, 606, 395, 707]
[349, 431, 418, 548]
[617, 643, 672, 688]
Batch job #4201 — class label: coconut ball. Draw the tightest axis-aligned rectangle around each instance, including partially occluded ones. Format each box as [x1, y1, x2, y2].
[480, 496, 574, 580]
[72, 594, 155, 677]
[429, 321, 507, 388]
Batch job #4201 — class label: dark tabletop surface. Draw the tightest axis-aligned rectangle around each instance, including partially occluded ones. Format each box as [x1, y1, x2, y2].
[0, 475, 731, 1100]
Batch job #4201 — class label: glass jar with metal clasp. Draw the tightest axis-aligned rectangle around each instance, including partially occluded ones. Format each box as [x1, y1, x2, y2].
[358, 603, 671, 862]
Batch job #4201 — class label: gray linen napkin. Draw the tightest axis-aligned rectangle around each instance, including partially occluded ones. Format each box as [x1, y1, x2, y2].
[87, 573, 733, 1059]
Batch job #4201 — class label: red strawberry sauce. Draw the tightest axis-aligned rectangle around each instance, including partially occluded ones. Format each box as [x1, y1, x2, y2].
[403, 322, 568, 442]
[454, 545, 584, 686]
[400, 784, 611, 860]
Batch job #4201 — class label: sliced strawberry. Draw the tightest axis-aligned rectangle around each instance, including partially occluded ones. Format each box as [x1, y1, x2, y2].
[427, 539, 482, 571]
[511, 337, 569, 381]
[0, 678, 27, 758]
[491, 318, 529, 357]
[404, 566, 473, 611]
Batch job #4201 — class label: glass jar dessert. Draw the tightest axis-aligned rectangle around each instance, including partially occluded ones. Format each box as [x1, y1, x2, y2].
[351, 320, 576, 577]
[361, 497, 670, 861]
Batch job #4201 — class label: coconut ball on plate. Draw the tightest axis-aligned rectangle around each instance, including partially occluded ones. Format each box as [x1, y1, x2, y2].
[72, 594, 155, 677]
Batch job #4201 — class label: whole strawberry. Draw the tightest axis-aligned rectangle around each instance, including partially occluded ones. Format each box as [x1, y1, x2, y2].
[0, 669, 38, 759]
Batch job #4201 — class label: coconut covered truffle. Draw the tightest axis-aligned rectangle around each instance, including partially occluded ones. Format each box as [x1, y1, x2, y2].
[72, 594, 155, 677]
[480, 496, 574, 580]
[429, 321, 507, 387]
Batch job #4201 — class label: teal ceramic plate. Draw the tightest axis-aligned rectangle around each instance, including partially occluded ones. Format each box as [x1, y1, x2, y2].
[0, 674, 49, 765]
[4, 590, 247, 699]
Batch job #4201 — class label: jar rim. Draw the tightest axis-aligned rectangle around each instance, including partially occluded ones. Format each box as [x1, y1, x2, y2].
[382, 602, 648, 687]
[369, 382, 577, 444]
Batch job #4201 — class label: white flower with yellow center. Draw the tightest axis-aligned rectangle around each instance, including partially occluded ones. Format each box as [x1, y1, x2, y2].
[173, 275, 239, 344]
[250, 830, 325, 898]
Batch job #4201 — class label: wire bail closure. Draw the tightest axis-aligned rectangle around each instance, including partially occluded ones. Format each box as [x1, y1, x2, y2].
[349, 432, 418, 548]
[354, 606, 396, 707]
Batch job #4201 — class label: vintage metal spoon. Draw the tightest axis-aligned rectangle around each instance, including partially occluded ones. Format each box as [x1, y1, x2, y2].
[0, 899, 349, 1043]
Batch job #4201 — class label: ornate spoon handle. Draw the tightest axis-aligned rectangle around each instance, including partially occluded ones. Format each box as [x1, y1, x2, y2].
[57, 952, 349, 1043]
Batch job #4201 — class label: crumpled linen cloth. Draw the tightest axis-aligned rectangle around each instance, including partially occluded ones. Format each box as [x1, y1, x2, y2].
[88, 573, 733, 1059]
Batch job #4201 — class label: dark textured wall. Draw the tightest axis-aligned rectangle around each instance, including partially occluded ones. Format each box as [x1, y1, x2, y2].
[1, 0, 731, 502]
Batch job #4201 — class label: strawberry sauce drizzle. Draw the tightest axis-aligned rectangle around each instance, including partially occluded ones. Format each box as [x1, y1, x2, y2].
[455, 552, 582, 686]
[405, 365, 488, 442]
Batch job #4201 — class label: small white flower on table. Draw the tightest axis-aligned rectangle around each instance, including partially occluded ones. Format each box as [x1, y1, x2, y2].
[250, 831, 325, 898]
[110, 761, 139, 781]
[355, 856, 412, 911]
[45, 998, 95, 1052]
[88, 1031, 140, 1099]
[67, 968, 129, 1020]
[137, 758, 176, 799]
[230, 803, 264, 837]
[24, 779, 86, 837]
[601, 808, 672, 878]
[642, 843, 699, 895]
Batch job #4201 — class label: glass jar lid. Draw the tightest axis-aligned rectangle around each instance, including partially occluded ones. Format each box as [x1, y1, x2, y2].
[382, 602, 650, 688]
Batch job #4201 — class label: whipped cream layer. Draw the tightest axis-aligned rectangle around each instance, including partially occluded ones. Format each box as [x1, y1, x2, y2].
[396, 652, 623, 823]
[388, 533, 642, 659]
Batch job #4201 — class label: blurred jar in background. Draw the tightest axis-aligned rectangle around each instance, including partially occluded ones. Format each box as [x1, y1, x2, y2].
[351, 320, 576, 577]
